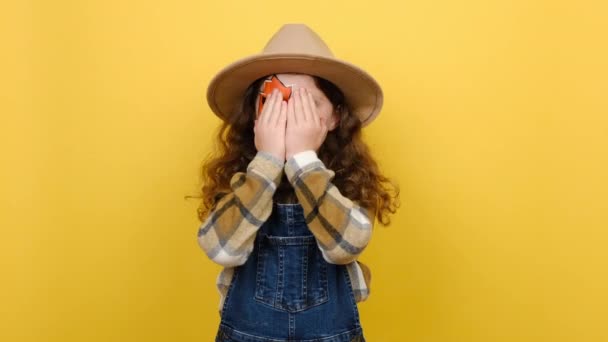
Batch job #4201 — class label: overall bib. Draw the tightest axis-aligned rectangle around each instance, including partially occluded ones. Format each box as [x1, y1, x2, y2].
[215, 203, 366, 342]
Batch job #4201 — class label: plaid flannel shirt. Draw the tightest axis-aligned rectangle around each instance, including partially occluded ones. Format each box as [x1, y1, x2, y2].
[197, 150, 374, 315]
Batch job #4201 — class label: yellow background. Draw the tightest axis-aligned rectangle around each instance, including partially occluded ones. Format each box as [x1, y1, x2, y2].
[2, 0, 607, 341]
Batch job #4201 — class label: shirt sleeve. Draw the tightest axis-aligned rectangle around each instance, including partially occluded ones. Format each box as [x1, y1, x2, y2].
[284, 150, 375, 265]
[197, 151, 284, 267]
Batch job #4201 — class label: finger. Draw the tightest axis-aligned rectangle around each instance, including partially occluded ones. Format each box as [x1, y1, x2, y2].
[299, 88, 313, 123]
[319, 116, 328, 140]
[261, 89, 279, 124]
[269, 89, 282, 124]
[269, 89, 283, 124]
[287, 93, 296, 126]
[294, 89, 304, 124]
[276, 100, 287, 127]
[306, 90, 320, 126]
[257, 92, 269, 123]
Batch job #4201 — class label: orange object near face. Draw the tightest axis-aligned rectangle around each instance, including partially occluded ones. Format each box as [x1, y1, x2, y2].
[257, 75, 293, 116]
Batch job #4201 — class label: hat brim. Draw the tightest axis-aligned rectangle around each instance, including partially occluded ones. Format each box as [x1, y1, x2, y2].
[206, 53, 383, 127]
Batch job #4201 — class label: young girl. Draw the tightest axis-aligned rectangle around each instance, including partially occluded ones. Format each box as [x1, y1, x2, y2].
[196, 24, 399, 342]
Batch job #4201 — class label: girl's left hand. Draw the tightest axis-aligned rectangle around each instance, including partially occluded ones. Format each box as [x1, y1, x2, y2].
[285, 88, 328, 160]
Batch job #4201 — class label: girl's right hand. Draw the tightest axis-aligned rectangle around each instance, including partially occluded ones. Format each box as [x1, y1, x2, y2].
[254, 88, 287, 162]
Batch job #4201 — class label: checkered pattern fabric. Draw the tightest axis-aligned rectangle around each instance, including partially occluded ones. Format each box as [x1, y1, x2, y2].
[197, 150, 375, 314]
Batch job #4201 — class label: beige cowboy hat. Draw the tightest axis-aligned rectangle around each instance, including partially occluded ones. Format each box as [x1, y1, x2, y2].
[206, 23, 384, 127]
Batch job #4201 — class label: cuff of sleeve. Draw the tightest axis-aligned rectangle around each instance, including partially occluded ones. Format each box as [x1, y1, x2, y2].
[249, 151, 285, 186]
[284, 150, 325, 184]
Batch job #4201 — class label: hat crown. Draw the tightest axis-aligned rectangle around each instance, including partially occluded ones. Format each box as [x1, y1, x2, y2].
[261, 24, 334, 57]
[206, 23, 383, 128]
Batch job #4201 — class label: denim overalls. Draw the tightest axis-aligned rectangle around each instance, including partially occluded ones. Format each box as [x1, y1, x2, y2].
[215, 203, 366, 342]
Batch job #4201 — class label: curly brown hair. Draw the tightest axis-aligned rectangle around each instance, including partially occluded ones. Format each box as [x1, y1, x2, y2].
[189, 75, 400, 226]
